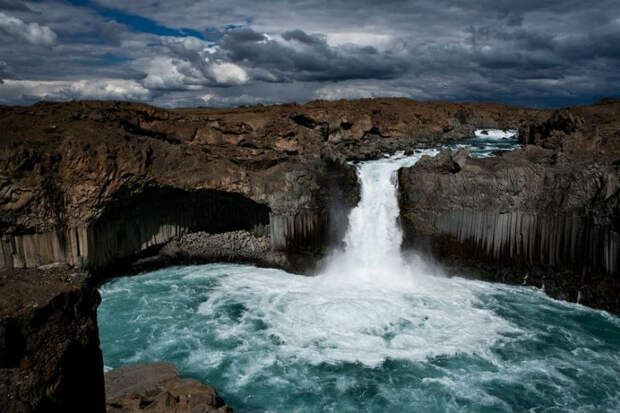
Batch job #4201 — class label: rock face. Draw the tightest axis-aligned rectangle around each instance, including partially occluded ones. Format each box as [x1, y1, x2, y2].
[0, 266, 105, 413]
[399, 100, 620, 312]
[105, 362, 234, 413]
[0, 99, 544, 275]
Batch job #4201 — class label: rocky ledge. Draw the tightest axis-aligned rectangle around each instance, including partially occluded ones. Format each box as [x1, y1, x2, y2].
[105, 362, 234, 413]
[399, 102, 620, 312]
[0, 267, 235, 413]
[0, 265, 105, 413]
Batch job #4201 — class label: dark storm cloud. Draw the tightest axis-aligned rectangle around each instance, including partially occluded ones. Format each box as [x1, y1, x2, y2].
[0, 0, 619, 106]
[217, 28, 409, 82]
[0, 0, 33, 12]
[99, 20, 131, 46]
[281, 30, 323, 45]
[0, 60, 7, 83]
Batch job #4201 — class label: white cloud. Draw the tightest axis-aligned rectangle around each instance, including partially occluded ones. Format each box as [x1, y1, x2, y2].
[142, 56, 203, 90]
[313, 83, 417, 101]
[162, 35, 210, 53]
[210, 61, 249, 85]
[69, 79, 151, 100]
[0, 12, 57, 46]
[0, 79, 150, 102]
[141, 45, 249, 89]
[200, 93, 214, 103]
[326, 32, 393, 49]
[197, 92, 263, 106]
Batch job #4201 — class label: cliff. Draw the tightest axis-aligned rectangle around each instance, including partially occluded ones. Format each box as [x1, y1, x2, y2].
[399, 100, 620, 312]
[0, 98, 544, 274]
[0, 266, 105, 413]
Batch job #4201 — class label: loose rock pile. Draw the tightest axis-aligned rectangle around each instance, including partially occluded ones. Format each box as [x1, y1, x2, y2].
[162, 230, 271, 262]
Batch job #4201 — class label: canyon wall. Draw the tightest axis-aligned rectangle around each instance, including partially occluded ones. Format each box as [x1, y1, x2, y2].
[0, 189, 271, 271]
[399, 103, 620, 312]
[0, 98, 540, 274]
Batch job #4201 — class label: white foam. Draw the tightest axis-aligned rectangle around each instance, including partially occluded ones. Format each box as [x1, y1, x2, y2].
[188, 150, 520, 368]
[321, 150, 438, 286]
[193, 265, 519, 368]
[474, 129, 517, 140]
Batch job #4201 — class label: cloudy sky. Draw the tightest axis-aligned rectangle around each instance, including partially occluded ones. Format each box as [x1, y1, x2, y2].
[0, 0, 618, 107]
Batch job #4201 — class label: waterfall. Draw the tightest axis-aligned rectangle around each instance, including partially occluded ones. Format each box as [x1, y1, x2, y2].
[322, 150, 438, 284]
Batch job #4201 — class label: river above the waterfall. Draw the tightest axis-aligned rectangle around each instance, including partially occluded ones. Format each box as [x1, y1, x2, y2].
[98, 132, 620, 413]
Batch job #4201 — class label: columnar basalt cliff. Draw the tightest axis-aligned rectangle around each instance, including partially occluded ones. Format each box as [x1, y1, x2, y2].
[399, 99, 620, 312]
[0, 98, 544, 274]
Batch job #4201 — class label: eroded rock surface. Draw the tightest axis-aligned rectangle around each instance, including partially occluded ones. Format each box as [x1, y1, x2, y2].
[105, 362, 234, 413]
[0, 266, 105, 413]
[0, 99, 543, 274]
[0, 97, 619, 413]
[399, 100, 620, 312]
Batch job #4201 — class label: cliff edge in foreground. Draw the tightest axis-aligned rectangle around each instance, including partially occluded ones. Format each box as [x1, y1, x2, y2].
[0, 266, 105, 413]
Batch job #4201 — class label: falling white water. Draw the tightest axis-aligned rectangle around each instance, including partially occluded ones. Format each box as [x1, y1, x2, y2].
[322, 149, 438, 285]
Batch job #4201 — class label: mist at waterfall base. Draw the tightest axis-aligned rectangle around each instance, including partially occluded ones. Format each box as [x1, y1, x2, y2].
[98, 134, 620, 413]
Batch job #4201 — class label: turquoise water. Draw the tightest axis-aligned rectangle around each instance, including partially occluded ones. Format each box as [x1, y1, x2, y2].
[446, 129, 520, 157]
[98, 264, 620, 413]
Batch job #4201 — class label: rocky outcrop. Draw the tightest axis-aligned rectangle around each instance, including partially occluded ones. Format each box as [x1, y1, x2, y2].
[0, 266, 105, 413]
[105, 362, 234, 413]
[0, 98, 543, 274]
[0, 141, 355, 275]
[399, 101, 620, 312]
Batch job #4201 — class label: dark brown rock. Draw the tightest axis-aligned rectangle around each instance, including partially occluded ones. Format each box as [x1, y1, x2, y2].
[126, 230, 300, 274]
[105, 362, 234, 413]
[0, 98, 544, 277]
[399, 105, 620, 313]
[0, 266, 105, 413]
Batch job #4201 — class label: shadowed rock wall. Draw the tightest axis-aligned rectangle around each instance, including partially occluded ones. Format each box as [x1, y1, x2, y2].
[0, 99, 542, 273]
[420, 209, 618, 275]
[1, 188, 270, 272]
[0, 268, 105, 413]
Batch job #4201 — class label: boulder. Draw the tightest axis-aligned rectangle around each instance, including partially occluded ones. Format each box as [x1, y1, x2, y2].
[105, 362, 234, 413]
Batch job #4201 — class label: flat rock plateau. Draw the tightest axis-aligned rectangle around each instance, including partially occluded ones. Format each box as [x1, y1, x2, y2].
[1, 97, 619, 412]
